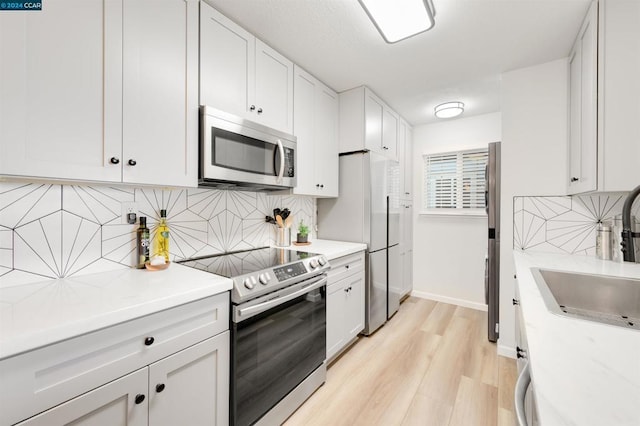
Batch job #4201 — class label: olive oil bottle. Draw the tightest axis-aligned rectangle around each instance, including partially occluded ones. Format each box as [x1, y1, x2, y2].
[155, 209, 170, 262]
[136, 217, 150, 269]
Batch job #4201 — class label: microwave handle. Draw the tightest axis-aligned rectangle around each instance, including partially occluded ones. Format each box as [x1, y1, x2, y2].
[276, 139, 285, 181]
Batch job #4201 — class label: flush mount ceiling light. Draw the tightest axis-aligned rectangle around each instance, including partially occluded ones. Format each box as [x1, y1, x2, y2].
[359, 0, 436, 44]
[434, 102, 465, 119]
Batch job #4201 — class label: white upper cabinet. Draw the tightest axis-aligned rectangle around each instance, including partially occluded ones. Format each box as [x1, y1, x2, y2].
[568, 0, 640, 193]
[293, 66, 339, 197]
[0, 0, 198, 187]
[596, 0, 640, 191]
[398, 119, 413, 198]
[122, 0, 198, 187]
[0, 0, 122, 182]
[339, 86, 399, 160]
[568, 1, 597, 194]
[200, 3, 294, 134]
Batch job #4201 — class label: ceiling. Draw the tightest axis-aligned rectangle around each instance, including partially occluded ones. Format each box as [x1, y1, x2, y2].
[204, 0, 591, 126]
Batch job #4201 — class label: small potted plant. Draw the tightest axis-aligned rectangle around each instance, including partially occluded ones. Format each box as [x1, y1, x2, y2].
[297, 219, 309, 244]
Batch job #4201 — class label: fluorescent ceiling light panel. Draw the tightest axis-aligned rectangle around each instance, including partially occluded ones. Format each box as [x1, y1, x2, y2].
[359, 0, 436, 43]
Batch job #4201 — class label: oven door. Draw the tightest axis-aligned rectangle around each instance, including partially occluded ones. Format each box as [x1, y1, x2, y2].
[231, 274, 326, 426]
[201, 106, 296, 189]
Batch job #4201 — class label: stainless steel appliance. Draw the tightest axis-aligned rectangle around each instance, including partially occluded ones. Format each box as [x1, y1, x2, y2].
[317, 151, 400, 335]
[179, 247, 329, 426]
[485, 141, 501, 342]
[200, 106, 297, 190]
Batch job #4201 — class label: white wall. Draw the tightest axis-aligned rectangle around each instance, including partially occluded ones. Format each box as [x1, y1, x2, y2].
[411, 112, 501, 310]
[499, 58, 568, 356]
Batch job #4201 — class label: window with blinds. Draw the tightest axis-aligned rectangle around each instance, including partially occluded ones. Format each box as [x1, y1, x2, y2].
[422, 148, 488, 213]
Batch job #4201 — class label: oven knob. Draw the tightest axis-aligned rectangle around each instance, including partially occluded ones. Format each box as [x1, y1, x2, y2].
[318, 256, 327, 266]
[259, 274, 269, 285]
[244, 278, 254, 290]
[309, 259, 319, 269]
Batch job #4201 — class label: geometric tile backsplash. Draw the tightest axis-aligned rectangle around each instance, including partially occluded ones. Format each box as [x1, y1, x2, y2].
[0, 181, 315, 287]
[513, 193, 640, 256]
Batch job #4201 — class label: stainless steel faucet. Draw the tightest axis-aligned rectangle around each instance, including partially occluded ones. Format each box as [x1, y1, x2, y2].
[621, 184, 640, 262]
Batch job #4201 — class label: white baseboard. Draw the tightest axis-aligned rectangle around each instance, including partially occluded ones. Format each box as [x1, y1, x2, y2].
[410, 290, 488, 312]
[498, 344, 516, 359]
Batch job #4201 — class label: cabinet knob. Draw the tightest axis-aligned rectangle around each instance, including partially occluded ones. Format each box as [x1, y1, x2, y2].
[110, 157, 120, 165]
[320, 184, 324, 188]
[257, 107, 263, 114]
[345, 265, 350, 269]
[156, 383, 166, 393]
[128, 159, 137, 166]
[570, 177, 579, 182]
[135, 394, 146, 404]
[316, 184, 320, 188]
[250, 105, 256, 111]
[383, 146, 389, 150]
[512, 298, 520, 305]
[344, 287, 349, 293]
[516, 346, 527, 359]
[144, 336, 155, 346]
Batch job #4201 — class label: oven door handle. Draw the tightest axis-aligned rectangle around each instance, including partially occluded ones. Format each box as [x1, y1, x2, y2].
[235, 275, 327, 322]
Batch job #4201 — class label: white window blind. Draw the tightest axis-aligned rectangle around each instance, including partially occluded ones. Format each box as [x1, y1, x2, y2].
[423, 148, 488, 213]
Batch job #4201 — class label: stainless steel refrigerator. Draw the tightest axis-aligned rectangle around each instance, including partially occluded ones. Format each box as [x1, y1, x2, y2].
[485, 142, 501, 342]
[317, 151, 401, 335]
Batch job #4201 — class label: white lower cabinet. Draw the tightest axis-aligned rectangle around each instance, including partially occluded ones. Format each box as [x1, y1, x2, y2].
[17, 333, 229, 426]
[16, 367, 149, 426]
[2, 293, 230, 426]
[149, 333, 229, 426]
[399, 199, 413, 298]
[326, 252, 365, 361]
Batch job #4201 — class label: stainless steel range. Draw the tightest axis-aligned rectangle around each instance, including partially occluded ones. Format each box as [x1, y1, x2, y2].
[179, 247, 330, 426]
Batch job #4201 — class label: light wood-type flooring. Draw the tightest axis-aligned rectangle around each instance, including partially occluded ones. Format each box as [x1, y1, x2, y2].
[284, 297, 518, 426]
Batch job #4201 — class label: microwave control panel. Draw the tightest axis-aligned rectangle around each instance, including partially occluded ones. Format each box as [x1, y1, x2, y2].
[284, 147, 295, 177]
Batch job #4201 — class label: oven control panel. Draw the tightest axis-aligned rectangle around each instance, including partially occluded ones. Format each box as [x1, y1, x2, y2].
[273, 262, 307, 281]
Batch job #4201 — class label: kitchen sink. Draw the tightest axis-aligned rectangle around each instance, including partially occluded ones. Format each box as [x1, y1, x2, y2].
[531, 268, 640, 330]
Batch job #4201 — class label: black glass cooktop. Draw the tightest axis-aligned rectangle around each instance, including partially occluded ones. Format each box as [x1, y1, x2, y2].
[178, 247, 321, 278]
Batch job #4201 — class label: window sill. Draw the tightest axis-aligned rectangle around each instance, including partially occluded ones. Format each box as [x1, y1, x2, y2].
[418, 210, 487, 218]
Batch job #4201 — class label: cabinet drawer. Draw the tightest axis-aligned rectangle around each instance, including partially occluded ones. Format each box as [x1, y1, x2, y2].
[0, 292, 229, 426]
[327, 251, 365, 285]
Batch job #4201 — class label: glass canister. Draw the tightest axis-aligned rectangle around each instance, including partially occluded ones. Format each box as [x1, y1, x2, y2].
[596, 223, 612, 260]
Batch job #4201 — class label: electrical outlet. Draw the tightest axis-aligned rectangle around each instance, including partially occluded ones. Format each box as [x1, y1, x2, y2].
[121, 202, 138, 224]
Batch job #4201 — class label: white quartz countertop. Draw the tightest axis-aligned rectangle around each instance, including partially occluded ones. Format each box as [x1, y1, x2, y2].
[513, 251, 640, 426]
[281, 239, 367, 260]
[0, 264, 232, 360]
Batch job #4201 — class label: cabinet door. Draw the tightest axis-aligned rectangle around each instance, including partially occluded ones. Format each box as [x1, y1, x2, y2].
[149, 331, 230, 426]
[382, 108, 399, 160]
[16, 368, 148, 426]
[315, 83, 340, 197]
[364, 90, 384, 153]
[326, 281, 348, 360]
[345, 273, 365, 339]
[199, 2, 254, 119]
[122, 0, 198, 187]
[567, 1, 597, 194]
[403, 124, 413, 197]
[293, 66, 317, 195]
[0, 0, 122, 182]
[254, 39, 294, 134]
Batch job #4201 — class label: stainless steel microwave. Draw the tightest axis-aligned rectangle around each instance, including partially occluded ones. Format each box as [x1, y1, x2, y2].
[199, 106, 296, 190]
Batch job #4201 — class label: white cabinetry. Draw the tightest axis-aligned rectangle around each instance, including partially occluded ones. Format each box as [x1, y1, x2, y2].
[200, 3, 294, 134]
[326, 252, 365, 361]
[568, 0, 640, 193]
[339, 86, 399, 160]
[0, 0, 198, 187]
[398, 119, 413, 198]
[1, 293, 230, 426]
[399, 200, 413, 298]
[122, 0, 198, 186]
[568, 1, 597, 194]
[293, 66, 339, 197]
